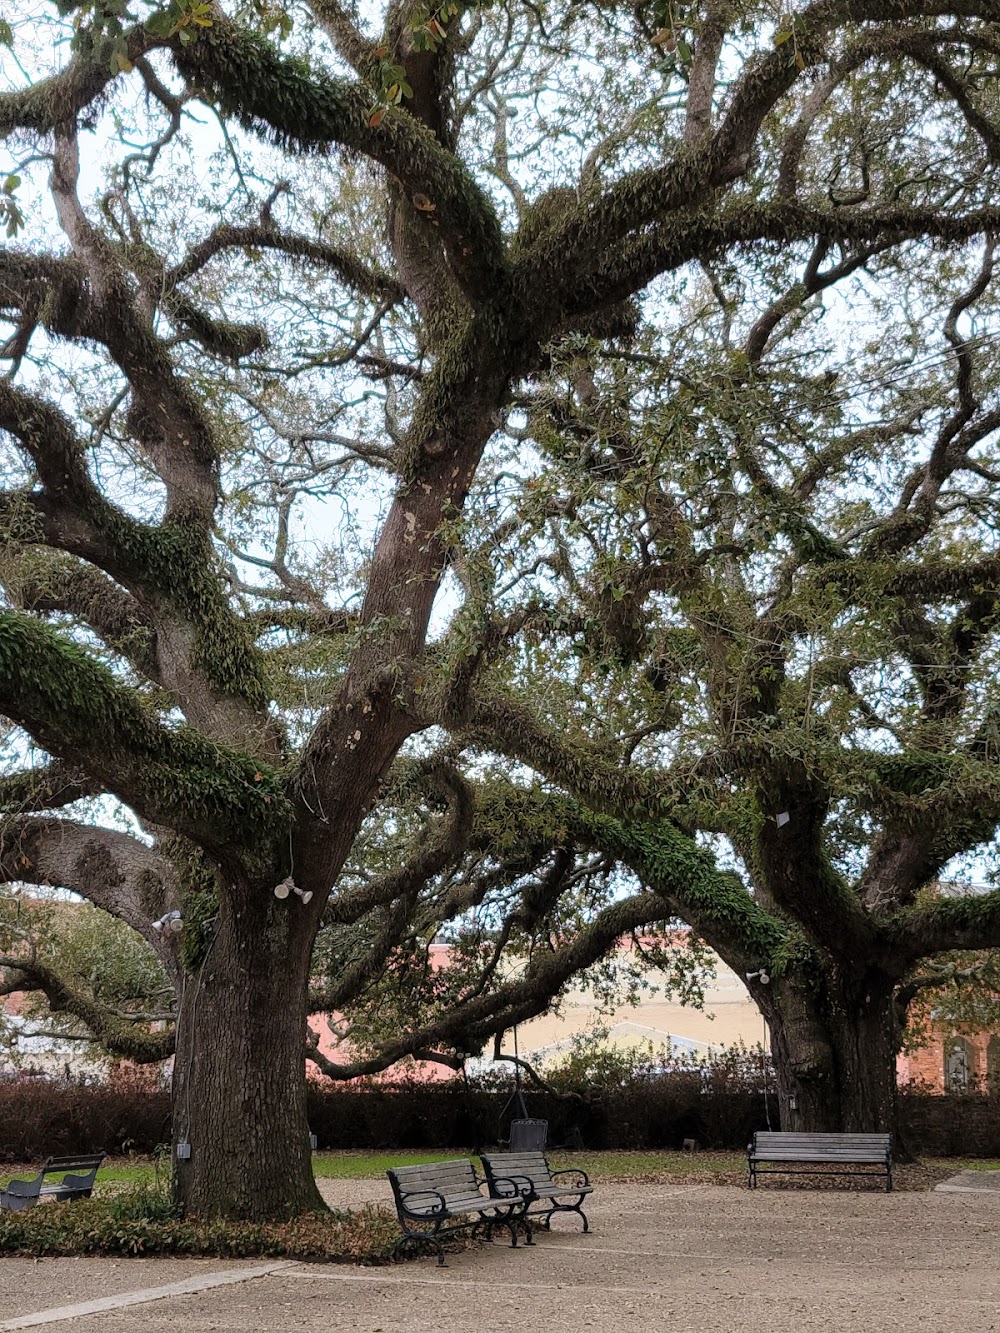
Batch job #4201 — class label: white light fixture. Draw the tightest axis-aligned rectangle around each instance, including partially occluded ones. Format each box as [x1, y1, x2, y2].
[274, 877, 313, 905]
[153, 910, 183, 934]
[746, 969, 771, 985]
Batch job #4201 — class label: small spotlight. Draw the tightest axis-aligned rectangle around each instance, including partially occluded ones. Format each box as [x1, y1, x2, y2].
[746, 968, 771, 985]
[153, 910, 183, 934]
[274, 877, 312, 905]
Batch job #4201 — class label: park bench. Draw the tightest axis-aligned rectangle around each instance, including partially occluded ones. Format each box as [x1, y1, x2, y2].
[0, 1154, 105, 1211]
[387, 1158, 533, 1265]
[747, 1132, 892, 1192]
[480, 1150, 593, 1231]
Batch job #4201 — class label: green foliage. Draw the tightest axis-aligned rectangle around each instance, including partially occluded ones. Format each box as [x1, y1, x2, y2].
[144, 0, 214, 43]
[543, 1026, 672, 1092]
[901, 950, 1000, 1056]
[0, 1192, 399, 1261]
[161, 838, 221, 971]
[0, 612, 289, 848]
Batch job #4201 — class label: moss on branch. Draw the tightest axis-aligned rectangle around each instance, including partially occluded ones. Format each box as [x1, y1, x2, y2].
[888, 887, 1000, 961]
[0, 762, 100, 814]
[0, 611, 289, 854]
[475, 784, 787, 965]
[173, 18, 508, 304]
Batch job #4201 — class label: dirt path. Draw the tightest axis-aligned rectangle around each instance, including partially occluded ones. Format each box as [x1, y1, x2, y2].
[1, 1182, 997, 1331]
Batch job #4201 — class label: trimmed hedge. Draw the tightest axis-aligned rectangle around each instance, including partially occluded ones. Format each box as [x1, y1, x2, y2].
[0, 1075, 998, 1161]
[304, 1078, 767, 1153]
[0, 1079, 170, 1161]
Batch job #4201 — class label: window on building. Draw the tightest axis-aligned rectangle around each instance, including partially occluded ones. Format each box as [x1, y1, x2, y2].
[945, 1037, 974, 1092]
[987, 1036, 1000, 1095]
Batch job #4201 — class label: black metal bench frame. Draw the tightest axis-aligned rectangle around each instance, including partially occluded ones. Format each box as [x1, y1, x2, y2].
[0, 1154, 104, 1211]
[480, 1150, 593, 1232]
[747, 1132, 892, 1192]
[387, 1159, 533, 1266]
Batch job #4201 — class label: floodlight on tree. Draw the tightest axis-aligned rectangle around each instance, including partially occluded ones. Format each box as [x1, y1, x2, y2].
[273, 877, 313, 905]
[152, 910, 183, 934]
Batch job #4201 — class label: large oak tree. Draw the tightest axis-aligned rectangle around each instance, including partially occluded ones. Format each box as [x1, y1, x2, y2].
[6, 0, 1000, 1216]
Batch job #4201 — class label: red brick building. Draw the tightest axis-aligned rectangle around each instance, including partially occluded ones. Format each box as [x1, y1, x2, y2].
[898, 1029, 1000, 1092]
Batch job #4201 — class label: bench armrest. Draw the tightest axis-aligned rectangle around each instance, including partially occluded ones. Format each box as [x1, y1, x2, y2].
[1, 1173, 43, 1196]
[397, 1187, 449, 1218]
[550, 1168, 589, 1188]
[489, 1174, 533, 1199]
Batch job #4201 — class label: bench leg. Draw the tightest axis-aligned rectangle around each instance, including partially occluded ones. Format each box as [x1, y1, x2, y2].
[392, 1230, 447, 1266]
[490, 1206, 533, 1249]
[543, 1200, 589, 1232]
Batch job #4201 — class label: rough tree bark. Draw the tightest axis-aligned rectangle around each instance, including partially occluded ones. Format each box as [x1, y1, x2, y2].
[762, 971, 899, 1136]
[170, 895, 324, 1218]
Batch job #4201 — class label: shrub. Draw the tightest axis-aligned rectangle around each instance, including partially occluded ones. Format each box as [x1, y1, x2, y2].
[0, 1076, 169, 1161]
[0, 1187, 399, 1262]
[2, 1050, 998, 1161]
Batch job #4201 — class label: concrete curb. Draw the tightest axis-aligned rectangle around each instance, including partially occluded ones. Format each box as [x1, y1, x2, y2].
[0, 1259, 300, 1329]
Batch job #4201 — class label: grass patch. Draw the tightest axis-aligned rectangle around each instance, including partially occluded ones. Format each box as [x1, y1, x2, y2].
[546, 1150, 744, 1181]
[312, 1150, 462, 1179]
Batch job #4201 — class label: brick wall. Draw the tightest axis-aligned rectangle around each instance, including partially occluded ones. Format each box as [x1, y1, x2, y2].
[899, 1027, 1000, 1093]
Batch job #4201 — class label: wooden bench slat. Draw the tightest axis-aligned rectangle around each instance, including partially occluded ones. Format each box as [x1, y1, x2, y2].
[1, 1152, 103, 1212]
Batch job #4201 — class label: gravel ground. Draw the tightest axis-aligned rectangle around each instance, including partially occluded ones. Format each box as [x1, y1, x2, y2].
[2, 1179, 998, 1331]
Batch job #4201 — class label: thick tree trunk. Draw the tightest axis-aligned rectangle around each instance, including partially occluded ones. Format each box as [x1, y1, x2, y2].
[825, 969, 899, 1133]
[171, 895, 324, 1219]
[764, 968, 900, 1138]
[763, 974, 840, 1132]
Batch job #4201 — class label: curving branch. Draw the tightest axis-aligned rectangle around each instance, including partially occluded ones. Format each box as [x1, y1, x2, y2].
[0, 612, 289, 857]
[0, 952, 175, 1064]
[0, 763, 103, 814]
[887, 887, 1000, 965]
[0, 815, 176, 947]
[305, 888, 670, 1079]
[173, 17, 510, 309]
[168, 219, 405, 304]
[325, 761, 476, 926]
